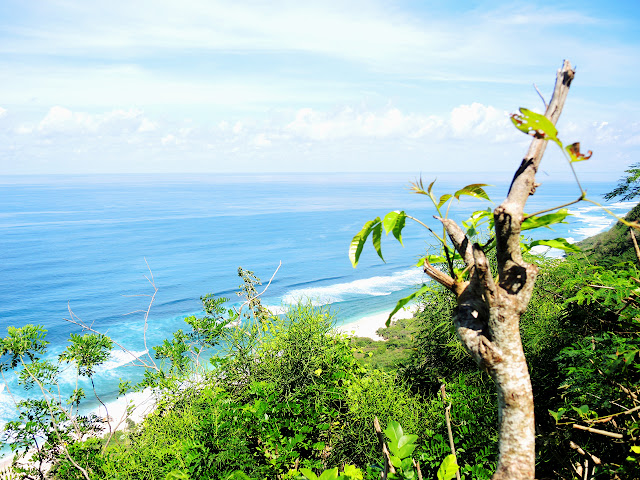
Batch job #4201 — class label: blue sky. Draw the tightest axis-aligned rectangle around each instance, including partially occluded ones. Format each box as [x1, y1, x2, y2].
[0, 0, 638, 178]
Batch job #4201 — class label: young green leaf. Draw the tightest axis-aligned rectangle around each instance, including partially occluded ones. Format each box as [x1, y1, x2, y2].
[521, 209, 569, 231]
[318, 468, 339, 480]
[510, 108, 559, 143]
[383, 211, 406, 246]
[454, 184, 491, 202]
[527, 238, 580, 253]
[548, 408, 566, 423]
[342, 465, 363, 480]
[384, 420, 403, 446]
[349, 217, 381, 267]
[437, 193, 453, 209]
[299, 468, 319, 480]
[416, 254, 447, 266]
[386, 285, 430, 326]
[436, 454, 459, 480]
[372, 223, 384, 262]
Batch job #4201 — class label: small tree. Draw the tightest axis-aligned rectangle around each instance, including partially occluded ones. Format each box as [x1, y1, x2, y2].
[604, 162, 640, 201]
[351, 60, 579, 479]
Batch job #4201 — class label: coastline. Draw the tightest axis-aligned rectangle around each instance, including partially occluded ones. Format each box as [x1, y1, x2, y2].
[337, 305, 417, 341]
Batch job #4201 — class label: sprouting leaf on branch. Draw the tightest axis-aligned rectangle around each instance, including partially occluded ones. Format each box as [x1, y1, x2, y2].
[437, 454, 459, 480]
[565, 142, 592, 163]
[416, 254, 446, 266]
[349, 217, 382, 267]
[521, 209, 569, 231]
[522, 238, 580, 254]
[409, 177, 431, 196]
[437, 194, 453, 209]
[454, 184, 492, 202]
[383, 210, 406, 245]
[386, 285, 430, 326]
[510, 108, 560, 144]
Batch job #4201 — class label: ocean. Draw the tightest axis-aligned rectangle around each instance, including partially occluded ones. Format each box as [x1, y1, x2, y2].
[0, 172, 633, 455]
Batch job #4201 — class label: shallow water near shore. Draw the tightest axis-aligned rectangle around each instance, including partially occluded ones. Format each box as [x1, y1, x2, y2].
[0, 172, 633, 459]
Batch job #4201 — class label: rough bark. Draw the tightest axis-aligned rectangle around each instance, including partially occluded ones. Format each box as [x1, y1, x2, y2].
[422, 60, 576, 480]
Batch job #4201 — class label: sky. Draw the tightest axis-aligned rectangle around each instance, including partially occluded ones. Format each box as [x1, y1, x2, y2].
[0, 0, 639, 178]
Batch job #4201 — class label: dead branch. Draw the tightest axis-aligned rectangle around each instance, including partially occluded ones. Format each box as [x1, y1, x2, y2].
[572, 424, 623, 439]
[374, 416, 396, 477]
[440, 385, 461, 480]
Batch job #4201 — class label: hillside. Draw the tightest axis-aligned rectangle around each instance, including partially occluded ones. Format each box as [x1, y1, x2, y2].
[578, 201, 640, 266]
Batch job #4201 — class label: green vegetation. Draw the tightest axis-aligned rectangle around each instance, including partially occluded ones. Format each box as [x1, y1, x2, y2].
[578, 202, 640, 266]
[3, 237, 638, 479]
[2, 63, 638, 479]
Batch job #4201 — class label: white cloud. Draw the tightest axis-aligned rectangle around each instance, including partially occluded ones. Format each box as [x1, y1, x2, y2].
[0, 107, 7, 118]
[285, 104, 515, 143]
[137, 118, 157, 132]
[36, 106, 157, 136]
[450, 103, 510, 140]
[1, 102, 637, 176]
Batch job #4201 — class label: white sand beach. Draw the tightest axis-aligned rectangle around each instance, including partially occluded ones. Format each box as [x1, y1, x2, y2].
[337, 306, 417, 341]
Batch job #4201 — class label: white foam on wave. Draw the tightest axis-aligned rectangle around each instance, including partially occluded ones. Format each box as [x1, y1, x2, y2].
[568, 202, 634, 240]
[92, 388, 157, 429]
[282, 268, 426, 306]
[101, 349, 149, 372]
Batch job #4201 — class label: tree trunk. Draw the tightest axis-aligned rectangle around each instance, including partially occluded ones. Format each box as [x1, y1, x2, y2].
[423, 60, 576, 480]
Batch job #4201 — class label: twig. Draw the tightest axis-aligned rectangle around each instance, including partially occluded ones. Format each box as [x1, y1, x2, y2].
[374, 417, 396, 477]
[534, 83, 548, 110]
[630, 229, 640, 266]
[412, 458, 423, 480]
[141, 257, 158, 367]
[523, 195, 584, 218]
[440, 385, 461, 480]
[569, 441, 601, 465]
[572, 424, 623, 439]
[237, 261, 282, 316]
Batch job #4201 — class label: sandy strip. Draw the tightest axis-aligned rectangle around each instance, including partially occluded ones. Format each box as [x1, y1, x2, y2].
[337, 306, 417, 341]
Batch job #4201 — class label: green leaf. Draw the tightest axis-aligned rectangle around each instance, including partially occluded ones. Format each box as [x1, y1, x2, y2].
[384, 420, 403, 446]
[342, 465, 363, 480]
[510, 108, 559, 143]
[437, 454, 459, 480]
[349, 217, 381, 267]
[437, 194, 453, 209]
[528, 238, 580, 253]
[372, 223, 384, 262]
[631, 446, 640, 454]
[319, 468, 339, 480]
[386, 285, 430, 326]
[572, 404, 590, 417]
[383, 211, 406, 246]
[454, 184, 491, 202]
[300, 468, 319, 480]
[548, 408, 566, 423]
[416, 254, 447, 266]
[521, 209, 569, 231]
[390, 456, 402, 469]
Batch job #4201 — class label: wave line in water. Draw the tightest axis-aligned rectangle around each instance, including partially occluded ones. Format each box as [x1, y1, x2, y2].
[281, 268, 426, 306]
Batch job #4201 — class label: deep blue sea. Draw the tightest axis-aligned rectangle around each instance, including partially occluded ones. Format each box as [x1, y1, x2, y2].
[0, 172, 633, 455]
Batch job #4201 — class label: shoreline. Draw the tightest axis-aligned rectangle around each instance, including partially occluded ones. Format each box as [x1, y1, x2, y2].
[337, 305, 417, 341]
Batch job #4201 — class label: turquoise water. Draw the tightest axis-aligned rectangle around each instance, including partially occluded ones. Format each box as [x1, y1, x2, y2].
[0, 172, 633, 452]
